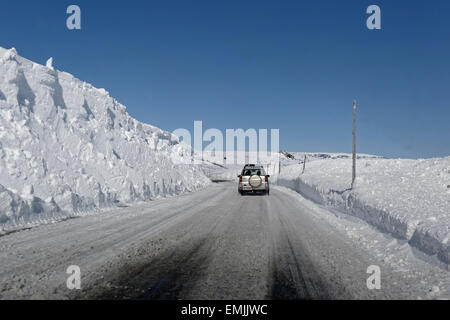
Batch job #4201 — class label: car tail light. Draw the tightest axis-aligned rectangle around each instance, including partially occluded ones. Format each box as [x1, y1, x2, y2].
[239, 176, 242, 182]
[265, 175, 269, 182]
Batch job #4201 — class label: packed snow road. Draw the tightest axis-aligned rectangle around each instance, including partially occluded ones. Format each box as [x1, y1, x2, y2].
[0, 182, 448, 300]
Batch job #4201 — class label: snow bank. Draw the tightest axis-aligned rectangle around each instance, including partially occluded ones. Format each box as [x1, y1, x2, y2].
[0, 46, 210, 233]
[276, 154, 450, 264]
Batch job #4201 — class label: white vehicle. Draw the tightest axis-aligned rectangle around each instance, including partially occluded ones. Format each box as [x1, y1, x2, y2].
[238, 164, 270, 195]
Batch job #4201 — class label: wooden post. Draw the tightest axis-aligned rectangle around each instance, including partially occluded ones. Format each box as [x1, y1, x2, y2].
[302, 154, 306, 174]
[352, 100, 356, 188]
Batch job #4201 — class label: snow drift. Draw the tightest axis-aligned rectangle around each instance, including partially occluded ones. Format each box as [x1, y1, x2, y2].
[0, 46, 210, 233]
[275, 153, 450, 264]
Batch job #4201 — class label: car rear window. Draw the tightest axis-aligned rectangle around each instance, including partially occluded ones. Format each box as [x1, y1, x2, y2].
[242, 168, 265, 176]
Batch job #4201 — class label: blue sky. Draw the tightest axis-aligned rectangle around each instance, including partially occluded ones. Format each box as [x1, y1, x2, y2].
[1, 0, 449, 158]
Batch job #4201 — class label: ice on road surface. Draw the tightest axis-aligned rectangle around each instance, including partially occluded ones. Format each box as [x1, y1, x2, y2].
[0, 182, 448, 300]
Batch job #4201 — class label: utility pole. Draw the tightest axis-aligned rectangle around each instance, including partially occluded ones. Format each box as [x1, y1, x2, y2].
[302, 154, 306, 174]
[278, 157, 281, 174]
[352, 100, 356, 189]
